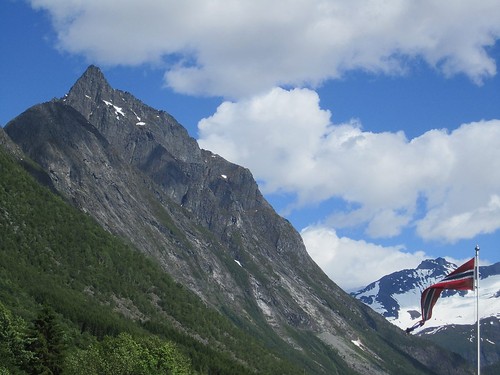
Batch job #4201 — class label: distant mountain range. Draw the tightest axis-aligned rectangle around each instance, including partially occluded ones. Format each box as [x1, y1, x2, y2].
[352, 257, 500, 368]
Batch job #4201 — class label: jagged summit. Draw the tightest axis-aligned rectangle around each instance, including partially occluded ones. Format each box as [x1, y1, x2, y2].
[64, 65, 201, 166]
[82, 64, 106, 79]
[70, 65, 109, 91]
[65, 65, 112, 103]
[417, 257, 452, 270]
[79, 64, 107, 82]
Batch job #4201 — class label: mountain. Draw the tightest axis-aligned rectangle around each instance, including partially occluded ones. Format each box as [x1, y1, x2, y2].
[2, 66, 474, 374]
[352, 257, 500, 369]
[0, 142, 288, 374]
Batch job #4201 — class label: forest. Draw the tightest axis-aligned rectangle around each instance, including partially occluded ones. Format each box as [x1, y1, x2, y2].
[0, 149, 306, 374]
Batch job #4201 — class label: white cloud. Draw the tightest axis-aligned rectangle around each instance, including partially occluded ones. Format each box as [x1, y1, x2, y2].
[198, 88, 500, 243]
[30, 0, 500, 246]
[31, 0, 500, 97]
[198, 87, 332, 197]
[28, 0, 500, 289]
[300, 225, 426, 290]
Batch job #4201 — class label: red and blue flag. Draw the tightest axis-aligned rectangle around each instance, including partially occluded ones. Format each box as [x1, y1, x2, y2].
[406, 258, 475, 334]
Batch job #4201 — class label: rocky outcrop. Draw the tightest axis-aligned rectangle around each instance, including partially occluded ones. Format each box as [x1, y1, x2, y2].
[0, 126, 23, 159]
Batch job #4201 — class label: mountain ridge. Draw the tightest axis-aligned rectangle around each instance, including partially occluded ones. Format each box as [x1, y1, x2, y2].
[3, 65, 474, 374]
[0, 143, 304, 374]
[352, 257, 500, 368]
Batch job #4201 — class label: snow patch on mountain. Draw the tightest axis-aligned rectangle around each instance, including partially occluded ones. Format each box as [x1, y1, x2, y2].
[102, 100, 125, 117]
[352, 258, 500, 334]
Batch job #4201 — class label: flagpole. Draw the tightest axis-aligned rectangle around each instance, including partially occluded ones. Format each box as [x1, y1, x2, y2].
[475, 244, 480, 375]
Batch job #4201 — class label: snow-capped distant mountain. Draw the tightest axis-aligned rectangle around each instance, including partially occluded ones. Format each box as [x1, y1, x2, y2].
[352, 258, 500, 367]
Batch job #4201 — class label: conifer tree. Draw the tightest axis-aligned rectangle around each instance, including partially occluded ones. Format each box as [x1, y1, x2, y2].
[0, 302, 31, 373]
[24, 306, 65, 375]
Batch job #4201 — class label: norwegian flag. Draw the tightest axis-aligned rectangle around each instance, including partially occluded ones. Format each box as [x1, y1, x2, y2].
[406, 258, 475, 334]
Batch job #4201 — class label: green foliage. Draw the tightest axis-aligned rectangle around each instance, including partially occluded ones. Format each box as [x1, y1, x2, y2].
[0, 301, 32, 374]
[0, 302, 197, 375]
[0, 149, 307, 374]
[24, 306, 65, 375]
[65, 333, 194, 375]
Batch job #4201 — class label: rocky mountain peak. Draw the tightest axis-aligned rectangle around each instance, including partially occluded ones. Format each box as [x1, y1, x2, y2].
[2, 66, 475, 375]
[417, 257, 451, 270]
[63, 65, 202, 169]
[66, 65, 112, 102]
[353, 258, 500, 368]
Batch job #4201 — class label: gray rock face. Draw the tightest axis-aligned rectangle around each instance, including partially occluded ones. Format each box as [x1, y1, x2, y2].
[4, 66, 473, 375]
[0, 126, 23, 159]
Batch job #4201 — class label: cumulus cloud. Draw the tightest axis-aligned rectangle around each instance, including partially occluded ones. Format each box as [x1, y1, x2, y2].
[198, 88, 500, 243]
[29, 0, 500, 287]
[31, 0, 500, 97]
[199, 88, 333, 197]
[301, 225, 427, 290]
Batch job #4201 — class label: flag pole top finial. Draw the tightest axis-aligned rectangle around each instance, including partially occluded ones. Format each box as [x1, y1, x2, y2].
[475, 244, 480, 252]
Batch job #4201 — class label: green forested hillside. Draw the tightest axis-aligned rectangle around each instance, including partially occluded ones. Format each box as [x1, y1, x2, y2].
[0, 148, 306, 374]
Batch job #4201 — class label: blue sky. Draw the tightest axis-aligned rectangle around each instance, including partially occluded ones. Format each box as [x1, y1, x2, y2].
[2, 0, 500, 290]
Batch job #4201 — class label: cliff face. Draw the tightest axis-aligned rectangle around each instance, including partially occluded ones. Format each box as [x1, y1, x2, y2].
[4, 66, 472, 374]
